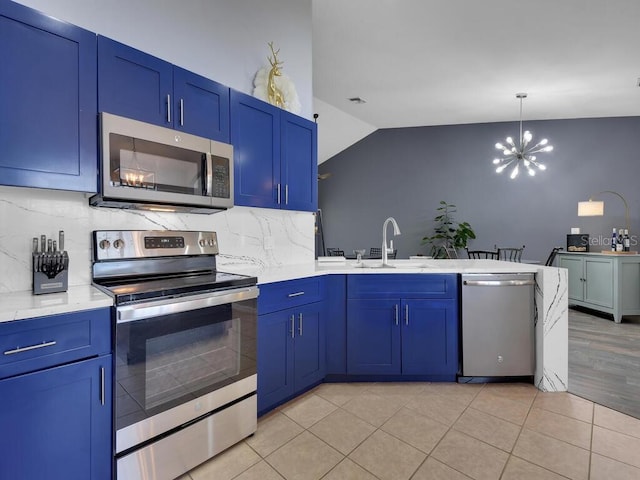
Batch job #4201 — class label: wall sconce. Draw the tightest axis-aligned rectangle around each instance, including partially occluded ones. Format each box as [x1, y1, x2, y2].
[577, 191, 630, 232]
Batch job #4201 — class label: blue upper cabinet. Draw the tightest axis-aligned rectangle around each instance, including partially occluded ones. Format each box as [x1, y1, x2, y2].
[0, 1, 97, 192]
[231, 91, 281, 208]
[173, 67, 230, 141]
[281, 111, 318, 212]
[98, 36, 230, 142]
[231, 89, 318, 212]
[98, 36, 172, 128]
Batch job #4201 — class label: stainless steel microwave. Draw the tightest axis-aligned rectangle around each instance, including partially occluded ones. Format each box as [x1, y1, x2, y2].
[90, 112, 233, 214]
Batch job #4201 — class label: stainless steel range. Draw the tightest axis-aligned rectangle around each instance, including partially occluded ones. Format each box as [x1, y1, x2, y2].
[92, 230, 258, 480]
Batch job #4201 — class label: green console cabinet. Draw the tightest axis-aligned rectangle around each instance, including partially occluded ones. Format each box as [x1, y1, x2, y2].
[558, 252, 640, 323]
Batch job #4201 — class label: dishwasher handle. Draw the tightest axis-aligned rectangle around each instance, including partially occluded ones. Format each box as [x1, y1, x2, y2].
[463, 279, 535, 287]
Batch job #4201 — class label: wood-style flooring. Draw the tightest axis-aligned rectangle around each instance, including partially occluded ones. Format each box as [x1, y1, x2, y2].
[569, 306, 640, 418]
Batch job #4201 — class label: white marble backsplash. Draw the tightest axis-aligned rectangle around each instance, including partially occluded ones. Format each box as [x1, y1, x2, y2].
[0, 186, 315, 293]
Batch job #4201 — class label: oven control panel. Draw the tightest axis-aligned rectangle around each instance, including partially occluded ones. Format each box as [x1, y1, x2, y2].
[93, 230, 219, 260]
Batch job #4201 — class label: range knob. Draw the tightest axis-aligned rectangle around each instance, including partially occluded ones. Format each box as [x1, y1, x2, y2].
[99, 239, 110, 250]
[113, 239, 125, 249]
[199, 239, 205, 247]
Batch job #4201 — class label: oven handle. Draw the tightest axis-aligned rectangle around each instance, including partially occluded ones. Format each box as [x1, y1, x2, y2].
[116, 286, 259, 323]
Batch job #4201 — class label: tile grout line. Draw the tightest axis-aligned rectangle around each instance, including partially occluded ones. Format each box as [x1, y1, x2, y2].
[498, 386, 539, 479]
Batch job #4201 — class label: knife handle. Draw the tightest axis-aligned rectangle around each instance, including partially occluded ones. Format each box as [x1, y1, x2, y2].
[32, 237, 39, 254]
[59, 230, 64, 252]
[47, 238, 52, 253]
[40, 235, 46, 253]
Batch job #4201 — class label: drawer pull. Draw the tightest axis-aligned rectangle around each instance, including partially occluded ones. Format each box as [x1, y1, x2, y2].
[298, 313, 303, 336]
[290, 315, 295, 338]
[288, 291, 305, 298]
[4, 340, 57, 355]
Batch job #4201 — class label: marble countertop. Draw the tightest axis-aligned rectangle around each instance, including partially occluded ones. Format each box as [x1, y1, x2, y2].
[0, 259, 543, 323]
[233, 258, 541, 284]
[0, 286, 113, 324]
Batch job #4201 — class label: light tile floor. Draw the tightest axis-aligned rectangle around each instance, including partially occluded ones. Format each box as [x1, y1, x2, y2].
[182, 382, 640, 480]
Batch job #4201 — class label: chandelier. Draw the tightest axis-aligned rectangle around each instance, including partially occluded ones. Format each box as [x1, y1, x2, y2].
[493, 93, 553, 179]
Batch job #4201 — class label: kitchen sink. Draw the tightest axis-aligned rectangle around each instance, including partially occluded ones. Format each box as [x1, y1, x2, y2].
[352, 260, 430, 269]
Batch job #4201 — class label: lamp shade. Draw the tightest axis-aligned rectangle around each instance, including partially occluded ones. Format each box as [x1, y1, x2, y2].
[578, 200, 604, 217]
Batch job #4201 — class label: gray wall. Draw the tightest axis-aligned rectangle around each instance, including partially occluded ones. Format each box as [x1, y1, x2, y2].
[318, 116, 640, 263]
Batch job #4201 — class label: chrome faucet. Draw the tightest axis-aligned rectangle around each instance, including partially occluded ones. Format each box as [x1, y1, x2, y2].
[382, 217, 401, 267]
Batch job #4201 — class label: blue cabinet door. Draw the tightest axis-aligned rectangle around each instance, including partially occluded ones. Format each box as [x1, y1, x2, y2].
[347, 298, 401, 375]
[281, 111, 317, 212]
[231, 90, 281, 208]
[0, 356, 112, 480]
[401, 299, 458, 375]
[0, 1, 97, 192]
[258, 301, 325, 414]
[257, 310, 294, 413]
[325, 275, 347, 375]
[98, 35, 173, 127]
[293, 303, 325, 388]
[173, 67, 230, 142]
[99, 37, 231, 141]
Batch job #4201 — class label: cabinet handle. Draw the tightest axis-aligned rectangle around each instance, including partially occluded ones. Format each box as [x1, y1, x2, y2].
[290, 315, 295, 338]
[277, 184, 281, 205]
[4, 340, 56, 355]
[204, 153, 213, 196]
[166, 94, 171, 123]
[180, 98, 184, 126]
[285, 184, 289, 205]
[394, 304, 399, 325]
[288, 291, 305, 298]
[298, 313, 303, 336]
[405, 304, 409, 325]
[100, 367, 105, 406]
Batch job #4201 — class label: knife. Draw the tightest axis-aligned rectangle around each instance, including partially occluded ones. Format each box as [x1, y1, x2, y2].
[32, 237, 39, 272]
[59, 230, 64, 253]
[40, 235, 46, 255]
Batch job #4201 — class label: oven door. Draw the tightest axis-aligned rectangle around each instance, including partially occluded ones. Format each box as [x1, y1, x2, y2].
[114, 286, 258, 454]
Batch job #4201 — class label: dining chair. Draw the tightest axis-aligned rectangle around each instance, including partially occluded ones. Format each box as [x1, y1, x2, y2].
[544, 247, 563, 266]
[369, 247, 382, 259]
[495, 245, 525, 262]
[466, 248, 499, 260]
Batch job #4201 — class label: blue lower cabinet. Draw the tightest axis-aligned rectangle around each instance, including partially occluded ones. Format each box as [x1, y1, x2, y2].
[325, 275, 347, 375]
[401, 299, 458, 375]
[258, 302, 325, 414]
[0, 356, 112, 480]
[347, 298, 402, 375]
[346, 274, 459, 378]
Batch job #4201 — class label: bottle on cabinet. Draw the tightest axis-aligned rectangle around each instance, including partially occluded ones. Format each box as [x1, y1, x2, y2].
[624, 229, 630, 252]
[617, 229, 624, 252]
[612, 228, 617, 252]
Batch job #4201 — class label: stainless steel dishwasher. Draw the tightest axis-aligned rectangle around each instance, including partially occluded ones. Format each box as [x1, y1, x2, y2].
[461, 273, 535, 379]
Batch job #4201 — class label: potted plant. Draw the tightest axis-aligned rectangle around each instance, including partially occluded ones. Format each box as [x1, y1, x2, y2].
[421, 201, 476, 258]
